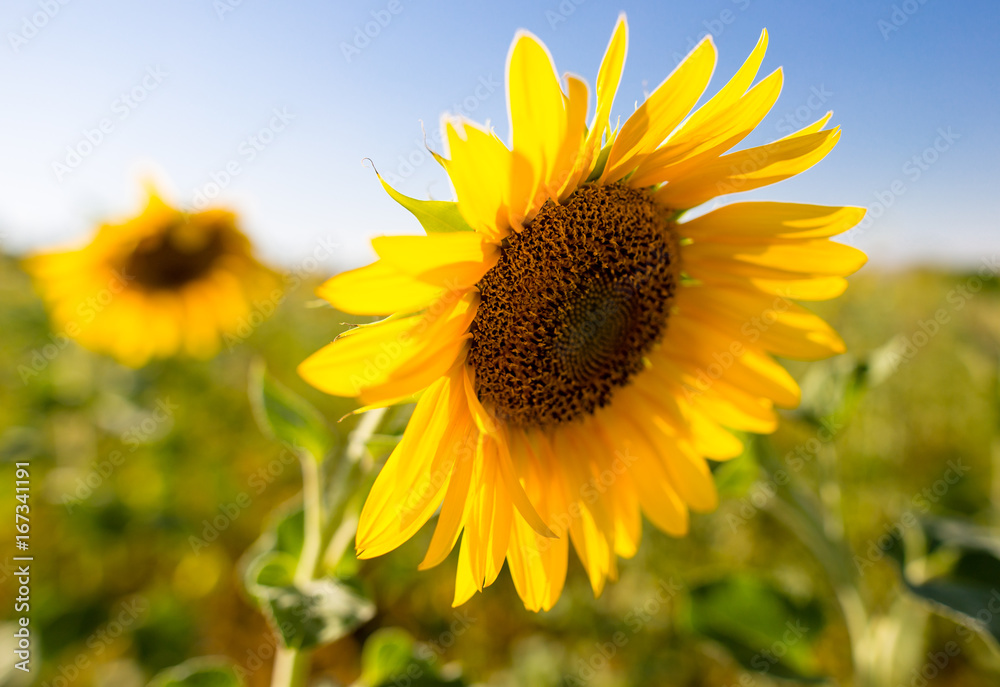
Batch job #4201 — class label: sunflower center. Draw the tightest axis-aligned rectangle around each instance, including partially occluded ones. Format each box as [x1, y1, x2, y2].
[124, 220, 227, 290]
[468, 184, 679, 428]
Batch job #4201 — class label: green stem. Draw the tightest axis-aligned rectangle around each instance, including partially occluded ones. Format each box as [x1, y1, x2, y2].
[297, 451, 325, 585]
[269, 407, 388, 687]
[271, 648, 311, 687]
[766, 484, 873, 685]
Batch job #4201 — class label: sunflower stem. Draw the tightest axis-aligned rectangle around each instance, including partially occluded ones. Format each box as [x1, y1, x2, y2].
[269, 408, 387, 687]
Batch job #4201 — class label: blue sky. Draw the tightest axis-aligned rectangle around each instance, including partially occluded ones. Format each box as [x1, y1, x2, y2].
[1, 0, 997, 272]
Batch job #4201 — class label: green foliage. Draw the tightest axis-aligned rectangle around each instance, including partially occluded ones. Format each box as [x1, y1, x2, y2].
[894, 517, 1000, 649]
[6, 252, 1000, 686]
[147, 658, 242, 687]
[266, 578, 376, 650]
[712, 446, 761, 500]
[360, 628, 468, 687]
[243, 503, 375, 650]
[249, 358, 335, 461]
[378, 175, 474, 234]
[686, 574, 827, 682]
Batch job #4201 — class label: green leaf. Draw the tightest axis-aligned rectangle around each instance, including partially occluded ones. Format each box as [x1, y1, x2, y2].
[585, 141, 614, 183]
[895, 517, 1000, 649]
[240, 503, 375, 651]
[712, 447, 760, 500]
[359, 627, 468, 687]
[248, 359, 334, 461]
[147, 657, 242, 687]
[246, 550, 297, 591]
[795, 353, 869, 427]
[379, 175, 474, 234]
[686, 575, 826, 682]
[361, 628, 415, 685]
[267, 578, 375, 650]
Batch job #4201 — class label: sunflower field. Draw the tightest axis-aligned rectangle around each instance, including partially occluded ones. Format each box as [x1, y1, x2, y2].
[2, 3, 999, 687]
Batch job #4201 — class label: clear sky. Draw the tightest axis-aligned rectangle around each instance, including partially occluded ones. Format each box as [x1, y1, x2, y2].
[1, 0, 997, 272]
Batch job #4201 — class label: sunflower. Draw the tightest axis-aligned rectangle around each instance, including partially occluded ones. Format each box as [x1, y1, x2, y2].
[299, 16, 866, 611]
[25, 188, 281, 367]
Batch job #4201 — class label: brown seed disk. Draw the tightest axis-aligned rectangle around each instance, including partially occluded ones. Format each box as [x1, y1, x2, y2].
[468, 183, 679, 428]
[124, 219, 229, 290]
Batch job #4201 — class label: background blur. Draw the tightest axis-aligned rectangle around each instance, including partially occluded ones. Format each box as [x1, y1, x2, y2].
[2, 0, 1000, 686]
[0, 0, 998, 268]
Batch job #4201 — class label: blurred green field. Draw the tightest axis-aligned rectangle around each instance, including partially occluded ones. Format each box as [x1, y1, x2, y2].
[1, 251, 999, 687]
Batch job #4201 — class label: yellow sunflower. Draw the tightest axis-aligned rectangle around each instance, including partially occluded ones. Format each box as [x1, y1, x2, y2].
[299, 16, 866, 611]
[25, 188, 281, 367]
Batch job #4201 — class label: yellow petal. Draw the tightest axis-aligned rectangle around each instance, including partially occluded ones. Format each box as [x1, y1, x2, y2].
[596, 411, 689, 536]
[298, 291, 477, 401]
[372, 232, 499, 287]
[677, 284, 845, 360]
[494, 428, 556, 538]
[419, 418, 478, 570]
[507, 30, 566, 213]
[601, 36, 717, 183]
[316, 260, 443, 316]
[356, 375, 450, 557]
[678, 202, 866, 241]
[684, 238, 867, 276]
[584, 14, 628, 158]
[631, 67, 783, 187]
[684, 256, 852, 300]
[441, 118, 511, 240]
[655, 127, 841, 209]
[630, 29, 775, 184]
[553, 74, 590, 198]
[657, 319, 801, 408]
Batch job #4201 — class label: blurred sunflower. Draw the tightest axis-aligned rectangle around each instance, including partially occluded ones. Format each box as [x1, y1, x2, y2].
[300, 16, 866, 611]
[25, 188, 281, 367]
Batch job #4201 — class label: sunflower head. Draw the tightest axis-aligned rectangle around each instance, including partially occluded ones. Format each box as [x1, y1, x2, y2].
[25, 188, 282, 367]
[300, 16, 867, 611]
